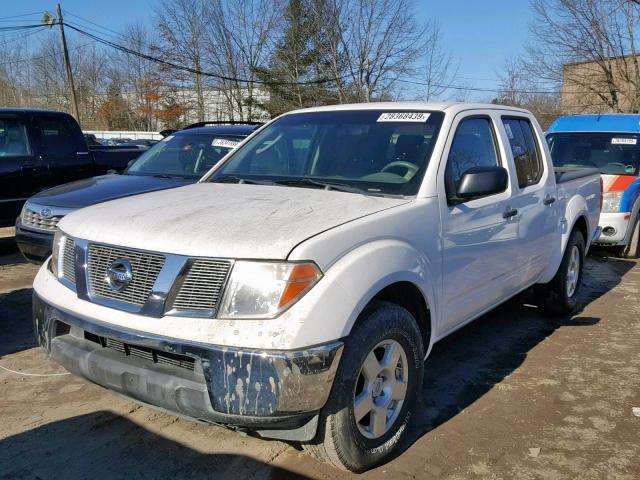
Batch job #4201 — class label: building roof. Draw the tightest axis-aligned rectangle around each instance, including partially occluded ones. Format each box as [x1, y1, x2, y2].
[547, 114, 640, 134]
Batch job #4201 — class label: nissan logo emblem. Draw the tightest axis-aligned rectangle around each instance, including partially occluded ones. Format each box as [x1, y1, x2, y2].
[105, 258, 133, 292]
[40, 208, 53, 218]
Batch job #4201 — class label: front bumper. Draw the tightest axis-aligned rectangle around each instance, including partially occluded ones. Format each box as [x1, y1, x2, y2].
[15, 219, 54, 264]
[33, 293, 343, 441]
[596, 212, 631, 245]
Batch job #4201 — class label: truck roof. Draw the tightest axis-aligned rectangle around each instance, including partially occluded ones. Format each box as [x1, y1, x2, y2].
[285, 101, 531, 116]
[0, 107, 74, 116]
[547, 114, 640, 134]
[177, 124, 261, 136]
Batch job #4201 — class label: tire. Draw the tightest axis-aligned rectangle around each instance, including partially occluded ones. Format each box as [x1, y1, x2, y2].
[304, 301, 424, 472]
[535, 230, 585, 314]
[622, 217, 640, 259]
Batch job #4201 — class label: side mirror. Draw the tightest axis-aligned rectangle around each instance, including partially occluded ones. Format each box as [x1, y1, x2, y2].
[106, 169, 117, 175]
[451, 166, 508, 204]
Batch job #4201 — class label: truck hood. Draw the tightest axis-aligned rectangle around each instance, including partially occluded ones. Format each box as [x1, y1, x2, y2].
[60, 183, 410, 259]
[30, 174, 193, 209]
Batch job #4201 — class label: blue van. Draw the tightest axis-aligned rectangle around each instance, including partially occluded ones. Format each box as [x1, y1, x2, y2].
[547, 115, 640, 257]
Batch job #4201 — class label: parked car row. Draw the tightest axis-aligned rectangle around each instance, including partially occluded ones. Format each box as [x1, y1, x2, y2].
[0, 109, 148, 228]
[16, 121, 262, 262]
[30, 102, 603, 472]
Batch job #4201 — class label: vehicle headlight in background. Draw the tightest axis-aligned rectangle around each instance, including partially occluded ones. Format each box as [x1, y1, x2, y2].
[20, 202, 28, 223]
[49, 229, 65, 278]
[218, 261, 322, 318]
[602, 191, 623, 213]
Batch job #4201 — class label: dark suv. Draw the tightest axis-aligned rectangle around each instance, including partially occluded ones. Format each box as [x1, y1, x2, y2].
[16, 122, 262, 263]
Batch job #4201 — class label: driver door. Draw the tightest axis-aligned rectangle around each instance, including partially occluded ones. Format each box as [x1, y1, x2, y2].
[439, 112, 521, 331]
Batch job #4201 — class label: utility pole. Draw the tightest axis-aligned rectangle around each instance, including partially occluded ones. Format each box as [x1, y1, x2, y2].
[55, 4, 80, 124]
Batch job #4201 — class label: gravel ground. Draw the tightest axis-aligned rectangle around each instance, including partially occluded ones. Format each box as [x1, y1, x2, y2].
[0, 239, 638, 480]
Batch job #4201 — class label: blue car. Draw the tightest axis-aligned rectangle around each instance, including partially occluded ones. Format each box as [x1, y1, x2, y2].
[547, 114, 640, 258]
[16, 122, 262, 263]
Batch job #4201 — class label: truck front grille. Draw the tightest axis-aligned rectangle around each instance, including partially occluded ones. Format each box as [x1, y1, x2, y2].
[61, 237, 76, 284]
[22, 209, 61, 231]
[87, 244, 165, 307]
[170, 259, 232, 314]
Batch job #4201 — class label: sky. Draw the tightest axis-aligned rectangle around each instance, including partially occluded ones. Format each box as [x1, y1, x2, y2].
[1, 0, 533, 101]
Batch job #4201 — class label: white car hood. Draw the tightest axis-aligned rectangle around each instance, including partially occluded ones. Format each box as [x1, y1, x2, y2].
[59, 183, 409, 259]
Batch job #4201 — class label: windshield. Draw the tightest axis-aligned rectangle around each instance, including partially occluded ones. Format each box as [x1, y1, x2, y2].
[547, 132, 640, 176]
[206, 110, 445, 196]
[127, 133, 244, 178]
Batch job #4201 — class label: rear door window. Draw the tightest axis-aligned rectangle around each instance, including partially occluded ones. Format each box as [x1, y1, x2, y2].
[33, 116, 78, 156]
[0, 119, 32, 157]
[502, 117, 543, 188]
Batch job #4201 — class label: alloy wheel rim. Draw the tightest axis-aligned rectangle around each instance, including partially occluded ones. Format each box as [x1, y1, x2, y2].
[353, 339, 409, 439]
[566, 245, 580, 298]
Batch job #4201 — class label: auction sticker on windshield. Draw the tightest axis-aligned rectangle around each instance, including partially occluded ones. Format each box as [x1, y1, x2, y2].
[212, 138, 240, 149]
[377, 112, 431, 122]
[611, 138, 637, 145]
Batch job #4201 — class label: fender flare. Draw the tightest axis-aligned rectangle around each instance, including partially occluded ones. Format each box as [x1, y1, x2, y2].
[327, 238, 438, 355]
[539, 194, 591, 283]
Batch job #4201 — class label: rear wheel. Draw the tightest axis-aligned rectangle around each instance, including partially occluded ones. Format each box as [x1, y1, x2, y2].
[304, 301, 424, 472]
[535, 230, 585, 314]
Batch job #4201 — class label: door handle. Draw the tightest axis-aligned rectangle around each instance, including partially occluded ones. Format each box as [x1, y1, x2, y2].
[503, 208, 518, 219]
[543, 196, 556, 206]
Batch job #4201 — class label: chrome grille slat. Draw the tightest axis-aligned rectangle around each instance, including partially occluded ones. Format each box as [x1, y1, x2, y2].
[87, 244, 165, 307]
[22, 209, 61, 231]
[171, 259, 232, 312]
[61, 238, 76, 284]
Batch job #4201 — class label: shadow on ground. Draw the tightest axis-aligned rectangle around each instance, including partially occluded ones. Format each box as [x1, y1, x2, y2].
[0, 411, 309, 480]
[0, 288, 36, 357]
[401, 251, 636, 452]
[0, 235, 18, 259]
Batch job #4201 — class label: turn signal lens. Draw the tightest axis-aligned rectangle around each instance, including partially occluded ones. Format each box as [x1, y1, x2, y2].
[279, 263, 322, 309]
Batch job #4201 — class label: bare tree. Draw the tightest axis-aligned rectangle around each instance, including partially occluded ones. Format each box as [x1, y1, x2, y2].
[320, 0, 427, 102]
[204, 0, 283, 121]
[495, 56, 560, 129]
[524, 0, 640, 113]
[422, 20, 456, 101]
[156, 0, 208, 122]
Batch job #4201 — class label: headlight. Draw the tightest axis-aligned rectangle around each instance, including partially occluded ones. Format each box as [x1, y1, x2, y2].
[602, 191, 623, 213]
[218, 261, 322, 318]
[49, 229, 65, 278]
[20, 203, 28, 222]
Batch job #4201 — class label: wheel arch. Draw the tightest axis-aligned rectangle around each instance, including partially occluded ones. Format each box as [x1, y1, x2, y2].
[353, 281, 432, 356]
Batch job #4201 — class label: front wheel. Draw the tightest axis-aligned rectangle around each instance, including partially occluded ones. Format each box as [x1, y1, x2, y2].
[623, 217, 640, 259]
[535, 230, 585, 314]
[304, 301, 424, 472]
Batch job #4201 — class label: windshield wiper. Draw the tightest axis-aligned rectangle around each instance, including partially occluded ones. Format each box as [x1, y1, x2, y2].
[274, 178, 366, 194]
[152, 174, 186, 179]
[210, 175, 274, 185]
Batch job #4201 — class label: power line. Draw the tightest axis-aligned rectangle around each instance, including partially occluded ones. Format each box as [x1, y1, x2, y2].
[0, 40, 95, 67]
[394, 77, 562, 95]
[0, 26, 47, 45]
[63, 22, 344, 87]
[0, 12, 43, 20]
[0, 24, 46, 32]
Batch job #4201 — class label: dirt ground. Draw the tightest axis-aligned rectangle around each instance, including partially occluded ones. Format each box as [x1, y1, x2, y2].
[0, 234, 638, 480]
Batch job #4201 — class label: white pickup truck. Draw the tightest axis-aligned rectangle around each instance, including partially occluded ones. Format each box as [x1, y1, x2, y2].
[33, 103, 601, 472]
